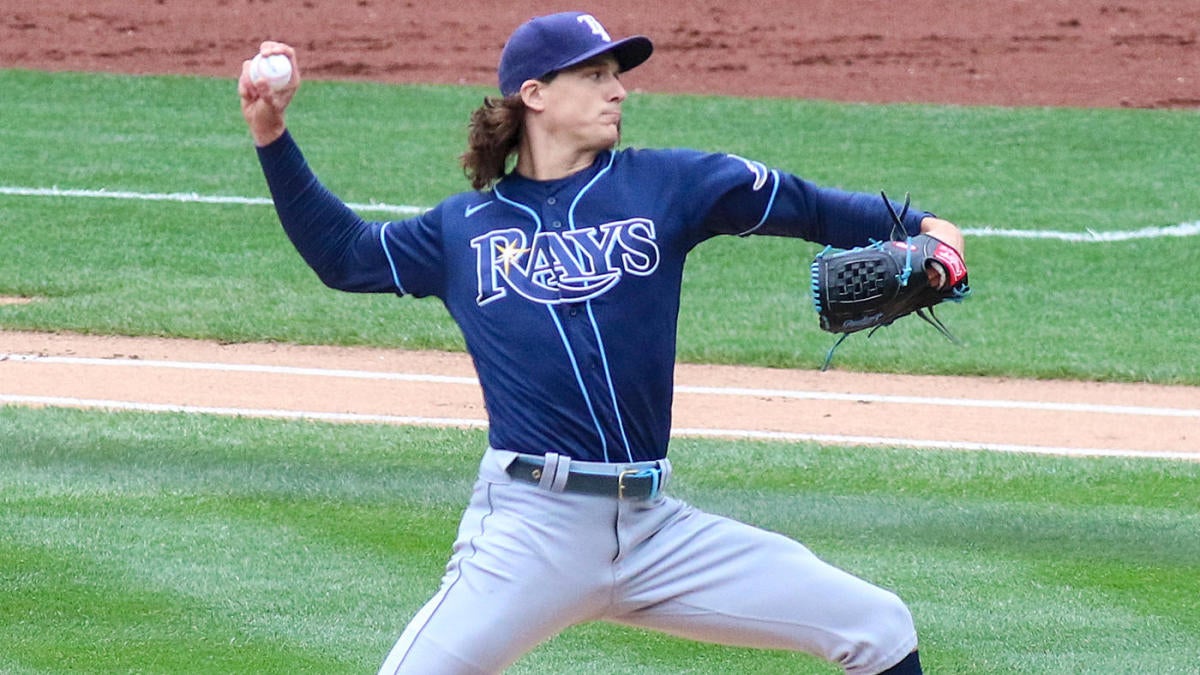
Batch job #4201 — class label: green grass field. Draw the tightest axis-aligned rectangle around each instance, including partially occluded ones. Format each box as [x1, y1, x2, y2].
[1, 68, 1199, 673]
[1, 69, 1197, 382]
[3, 407, 1199, 674]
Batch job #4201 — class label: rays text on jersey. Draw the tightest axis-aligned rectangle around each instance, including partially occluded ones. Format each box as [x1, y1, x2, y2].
[471, 219, 660, 305]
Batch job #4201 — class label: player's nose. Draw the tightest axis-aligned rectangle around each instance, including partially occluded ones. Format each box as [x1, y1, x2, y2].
[609, 78, 627, 102]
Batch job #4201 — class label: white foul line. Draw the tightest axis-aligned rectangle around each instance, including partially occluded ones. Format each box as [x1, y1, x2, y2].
[0, 394, 487, 428]
[674, 384, 1199, 418]
[0, 353, 479, 384]
[672, 428, 1200, 462]
[0, 185, 424, 216]
[0, 354, 479, 385]
[961, 221, 1200, 242]
[1, 184, 1196, 241]
[0, 393, 1193, 462]
[2, 353, 1195, 420]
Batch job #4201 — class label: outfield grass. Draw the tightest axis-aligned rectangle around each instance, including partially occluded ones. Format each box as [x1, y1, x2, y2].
[2, 407, 1198, 674]
[2, 69, 1199, 673]
[0, 69, 1197, 382]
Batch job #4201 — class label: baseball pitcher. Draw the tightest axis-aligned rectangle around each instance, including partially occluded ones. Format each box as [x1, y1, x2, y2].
[238, 11, 968, 675]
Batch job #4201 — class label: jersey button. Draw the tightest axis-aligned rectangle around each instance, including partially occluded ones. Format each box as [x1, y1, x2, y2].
[547, 196, 557, 205]
[551, 220, 562, 229]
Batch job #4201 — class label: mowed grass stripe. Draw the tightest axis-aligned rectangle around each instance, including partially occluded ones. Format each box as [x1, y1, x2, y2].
[3, 406, 1199, 673]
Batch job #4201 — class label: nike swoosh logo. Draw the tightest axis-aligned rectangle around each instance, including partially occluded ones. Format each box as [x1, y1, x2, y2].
[465, 201, 494, 218]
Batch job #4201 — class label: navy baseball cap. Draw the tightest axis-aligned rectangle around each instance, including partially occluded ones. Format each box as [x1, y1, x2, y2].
[498, 12, 653, 96]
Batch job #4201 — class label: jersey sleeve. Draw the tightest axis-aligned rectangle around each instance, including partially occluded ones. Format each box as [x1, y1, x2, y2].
[680, 151, 929, 249]
[376, 206, 447, 299]
[256, 131, 443, 296]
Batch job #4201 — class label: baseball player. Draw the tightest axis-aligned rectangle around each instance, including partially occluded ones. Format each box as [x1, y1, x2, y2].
[238, 11, 965, 675]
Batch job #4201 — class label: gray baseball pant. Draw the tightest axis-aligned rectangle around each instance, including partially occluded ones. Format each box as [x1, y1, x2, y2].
[378, 448, 917, 674]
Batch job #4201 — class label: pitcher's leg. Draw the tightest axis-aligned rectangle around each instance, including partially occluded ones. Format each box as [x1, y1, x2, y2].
[379, 459, 620, 674]
[612, 503, 917, 675]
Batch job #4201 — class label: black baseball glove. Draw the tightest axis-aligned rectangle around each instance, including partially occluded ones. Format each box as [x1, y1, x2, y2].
[810, 194, 971, 369]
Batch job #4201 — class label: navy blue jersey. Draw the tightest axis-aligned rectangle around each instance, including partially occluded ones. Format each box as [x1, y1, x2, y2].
[258, 132, 928, 462]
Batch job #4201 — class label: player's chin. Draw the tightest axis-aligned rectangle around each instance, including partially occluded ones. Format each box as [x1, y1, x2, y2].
[584, 126, 621, 152]
[600, 120, 621, 148]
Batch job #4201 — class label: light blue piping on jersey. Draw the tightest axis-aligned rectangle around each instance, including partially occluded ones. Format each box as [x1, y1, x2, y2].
[568, 152, 635, 463]
[735, 169, 782, 237]
[493, 182, 614, 461]
[378, 221, 408, 294]
[584, 302, 633, 462]
[546, 307, 611, 461]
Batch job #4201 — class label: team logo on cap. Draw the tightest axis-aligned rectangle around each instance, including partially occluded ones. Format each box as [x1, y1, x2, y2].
[472, 219, 660, 305]
[577, 14, 611, 42]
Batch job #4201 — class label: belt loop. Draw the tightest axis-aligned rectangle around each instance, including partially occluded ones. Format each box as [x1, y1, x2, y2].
[536, 453, 572, 493]
[537, 453, 560, 490]
[550, 455, 571, 492]
[658, 458, 672, 490]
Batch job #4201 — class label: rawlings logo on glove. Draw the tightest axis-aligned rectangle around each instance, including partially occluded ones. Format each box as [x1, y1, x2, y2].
[810, 193, 971, 369]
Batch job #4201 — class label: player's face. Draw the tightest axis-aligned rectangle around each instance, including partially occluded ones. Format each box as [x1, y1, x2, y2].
[539, 56, 627, 152]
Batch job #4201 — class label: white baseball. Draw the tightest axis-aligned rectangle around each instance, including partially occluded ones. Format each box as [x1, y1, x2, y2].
[250, 53, 293, 90]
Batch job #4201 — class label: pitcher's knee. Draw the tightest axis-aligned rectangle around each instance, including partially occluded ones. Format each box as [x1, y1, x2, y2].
[833, 590, 919, 675]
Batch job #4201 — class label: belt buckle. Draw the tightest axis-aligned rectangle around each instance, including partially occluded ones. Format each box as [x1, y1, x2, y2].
[618, 466, 661, 500]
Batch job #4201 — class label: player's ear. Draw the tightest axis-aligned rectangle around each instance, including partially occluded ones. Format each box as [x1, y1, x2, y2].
[519, 79, 548, 112]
